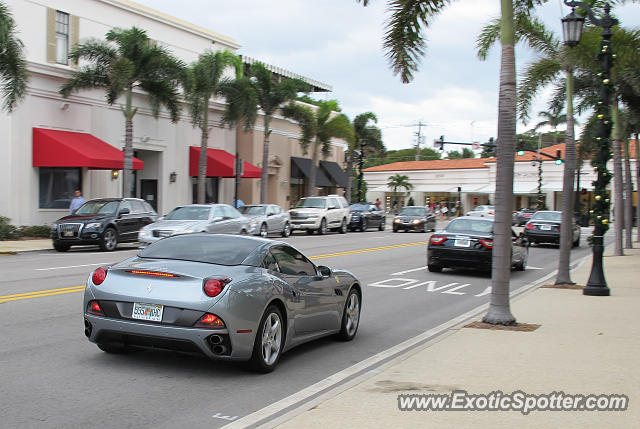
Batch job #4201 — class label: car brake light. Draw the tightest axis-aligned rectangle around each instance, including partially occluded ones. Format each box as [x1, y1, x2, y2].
[478, 239, 493, 249]
[525, 222, 534, 230]
[126, 270, 179, 278]
[193, 313, 225, 328]
[87, 300, 104, 316]
[430, 236, 447, 245]
[488, 211, 494, 215]
[203, 278, 232, 297]
[92, 267, 108, 285]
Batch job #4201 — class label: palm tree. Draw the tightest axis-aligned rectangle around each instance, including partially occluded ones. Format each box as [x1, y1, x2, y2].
[221, 62, 309, 203]
[281, 100, 355, 196]
[534, 107, 568, 145]
[387, 174, 413, 212]
[60, 27, 184, 198]
[349, 112, 384, 203]
[477, 11, 579, 286]
[184, 50, 242, 204]
[0, 2, 28, 112]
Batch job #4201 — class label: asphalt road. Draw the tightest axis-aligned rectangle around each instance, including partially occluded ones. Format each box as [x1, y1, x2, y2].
[0, 223, 599, 428]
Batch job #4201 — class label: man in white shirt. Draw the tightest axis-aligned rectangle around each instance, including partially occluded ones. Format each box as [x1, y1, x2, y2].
[69, 190, 86, 214]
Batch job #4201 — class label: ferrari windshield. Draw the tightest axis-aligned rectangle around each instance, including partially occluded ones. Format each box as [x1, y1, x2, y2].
[164, 206, 211, 220]
[239, 205, 266, 215]
[75, 201, 119, 216]
[295, 198, 326, 209]
[139, 235, 262, 265]
[398, 207, 426, 216]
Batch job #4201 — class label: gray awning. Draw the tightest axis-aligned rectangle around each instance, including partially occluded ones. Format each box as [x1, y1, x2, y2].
[291, 157, 333, 187]
[320, 160, 348, 188]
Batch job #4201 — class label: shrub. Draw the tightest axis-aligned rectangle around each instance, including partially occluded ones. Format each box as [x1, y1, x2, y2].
[21, 225, 51, 238]
[0, 216, 22, 240]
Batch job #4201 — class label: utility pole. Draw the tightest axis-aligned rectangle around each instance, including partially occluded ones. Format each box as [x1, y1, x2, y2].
[414, 121, 425, 161]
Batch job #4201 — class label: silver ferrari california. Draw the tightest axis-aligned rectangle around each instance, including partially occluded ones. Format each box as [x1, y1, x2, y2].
[83, 234, 361, 372]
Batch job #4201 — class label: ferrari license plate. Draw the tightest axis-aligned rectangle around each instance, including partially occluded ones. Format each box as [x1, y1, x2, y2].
[540, 225, 551, 231]
[455, 237, 471, 247]
[132, 303, 163, 322]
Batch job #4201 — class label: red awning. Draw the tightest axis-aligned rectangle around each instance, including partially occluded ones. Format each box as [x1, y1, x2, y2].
[189, 146, 261, 178]
[32, 128, 144, 170]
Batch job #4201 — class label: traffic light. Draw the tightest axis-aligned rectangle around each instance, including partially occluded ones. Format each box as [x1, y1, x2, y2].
[517, 139, 525, 156]
[555, 149, 563, 164]
[482, 137, 495, 152]
[434, 135, 444, 151]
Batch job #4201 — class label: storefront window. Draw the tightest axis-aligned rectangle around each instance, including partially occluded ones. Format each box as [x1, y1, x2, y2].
[191, 177, 218, 203]
[39, 167, 81, 208]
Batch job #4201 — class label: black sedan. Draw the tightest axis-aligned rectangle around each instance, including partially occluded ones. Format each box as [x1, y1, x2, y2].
[427, 217, 528, 272]
[512, 208, 536, 226]
[393, 206, 436, 232]
[51, 198, 157, 252]
[522, 210, 581, 246]
[348, 203, 385, 232]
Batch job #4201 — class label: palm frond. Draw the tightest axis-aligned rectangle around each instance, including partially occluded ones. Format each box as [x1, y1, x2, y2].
[517, 57, 562, 123]
[0, 2, 28, 112]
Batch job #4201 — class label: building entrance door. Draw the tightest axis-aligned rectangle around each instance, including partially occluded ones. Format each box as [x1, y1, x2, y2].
[140, 179, 158, 211]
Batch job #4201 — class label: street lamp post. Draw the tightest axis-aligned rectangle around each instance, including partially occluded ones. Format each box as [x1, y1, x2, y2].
[562, 1, 618, 296]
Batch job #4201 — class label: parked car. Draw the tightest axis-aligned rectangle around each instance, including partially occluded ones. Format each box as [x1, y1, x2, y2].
[427, 217, 528, 272]
[289, 195, 350, 235]
[512, 208, 537, 226]
[238, 204, 291, 237]
[51, 198, 157, 252]
[393, 206, 436, 232]
[522, 210, 581, 247]
[138, 204, 249, 247]
[83, 234, 361, 372]
[348, 202, 386, 232]
[466, 205, 495, 217]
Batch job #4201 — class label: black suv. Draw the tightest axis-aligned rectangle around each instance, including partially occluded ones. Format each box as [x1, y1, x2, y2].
[51, 198, 157, 252]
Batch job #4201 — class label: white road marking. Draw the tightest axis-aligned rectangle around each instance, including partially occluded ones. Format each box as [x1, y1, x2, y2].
[222, 253, 593, 429]
[527, 266, 543, 270]
[36, 263, 109, 271]
[212, 413, 238, 421]
[391, 266, 427, 275]
[475, 286, 492, 297]
[368, 278, 417, 288]
[442, 283, 472, 295]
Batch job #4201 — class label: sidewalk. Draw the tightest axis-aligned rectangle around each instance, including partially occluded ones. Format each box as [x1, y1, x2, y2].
[0, 238, 51, 254]
[276, 246, 640, 428]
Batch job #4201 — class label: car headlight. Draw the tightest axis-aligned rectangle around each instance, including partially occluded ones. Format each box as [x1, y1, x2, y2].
[413, 219, 422, 225]
[51, 223, 58, 230]
[308, 214, 318, 219]
[138, 229, 150, 238]
[183, 226, 200, 233]
[86, 222, 102, 229]
[394, 218, 401, 223]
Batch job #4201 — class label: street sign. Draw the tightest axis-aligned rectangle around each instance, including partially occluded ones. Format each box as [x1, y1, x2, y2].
[472, 142, 480, 150]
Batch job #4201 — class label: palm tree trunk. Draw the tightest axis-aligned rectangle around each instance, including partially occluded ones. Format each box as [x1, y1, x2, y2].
[197, 100, 210, 204]
[483, 0, 516, 326]
[260, 116, 272, 204]
[122, 86, 135, 198]
[555, 71, 576, 285]
[636, 133, 640, 243]
[345, 151, 354, 203]
[623, 137, 633, 248]
[307, 139, 318, 196]
[611, 101, 623, 256]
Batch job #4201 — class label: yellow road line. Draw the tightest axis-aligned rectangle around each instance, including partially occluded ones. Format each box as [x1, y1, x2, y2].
[0, 286, 85, 303]
[0, 241, 428, 303]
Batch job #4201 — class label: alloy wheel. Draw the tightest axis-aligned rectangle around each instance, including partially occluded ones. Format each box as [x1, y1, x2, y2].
[261, 312, 282, 366]
[345, 293, 360, 337]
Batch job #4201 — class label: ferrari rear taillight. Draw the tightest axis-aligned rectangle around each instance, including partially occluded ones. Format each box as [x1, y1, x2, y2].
[203, 278, 232, 297]
[87, 300, 104, 316]
[478, 239, 493, 249]
[193, 313, 225, 329]
[525, 222, 534, 230]
[430, 236, 447, 245]
[92, 267, 108, 285]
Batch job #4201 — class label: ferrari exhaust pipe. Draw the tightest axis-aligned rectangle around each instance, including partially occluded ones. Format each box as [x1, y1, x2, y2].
[212, 345, 226, 355]
[209, 335, 223, 345]
[84, 319, 92, 338]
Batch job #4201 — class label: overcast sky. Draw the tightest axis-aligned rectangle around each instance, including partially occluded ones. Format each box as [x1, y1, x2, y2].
[134, 0, 639, 152]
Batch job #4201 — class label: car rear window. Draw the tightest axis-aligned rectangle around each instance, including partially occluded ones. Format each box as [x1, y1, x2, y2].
[532, 211, 562, 221]
[445, 218, 493, 234]
[138, 234, 262, 265]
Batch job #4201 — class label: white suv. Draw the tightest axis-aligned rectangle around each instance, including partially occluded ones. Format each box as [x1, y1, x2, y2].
[289, 195, 350, 235]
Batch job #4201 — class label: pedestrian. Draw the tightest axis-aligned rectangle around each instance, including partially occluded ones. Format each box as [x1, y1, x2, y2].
[375, 198, 381, 210]
[235, 199, 245, 208]
[441, 204, 449, 219]
[392, 200, 398, 214]
[69, 189, 85, 214]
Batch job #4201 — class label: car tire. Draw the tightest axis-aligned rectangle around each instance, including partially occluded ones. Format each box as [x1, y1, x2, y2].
[360, 218, 367, 232]
[379, 218, 385, 231]
[99, 227, 118, 251]
[281, 222, 291, 237]
[318, 218, 327, 235]
[393, 226, 398, 233]
[240, 229, 248, 235]
[339, 218, 347, 234]
[428, 264, 442, 273]
[423, 223, 429, 233]
[573, 235, 580, 248]
[53, 243, 70, 252]
[248, 305, 284, 373]
[260, 223, 268, 238]
[336, 288, 360, 341]
[515, 248, 528, 271]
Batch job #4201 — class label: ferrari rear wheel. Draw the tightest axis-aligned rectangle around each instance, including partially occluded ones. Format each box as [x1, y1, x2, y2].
[249, 305, 284, 373]
[337, 289, 360, 341]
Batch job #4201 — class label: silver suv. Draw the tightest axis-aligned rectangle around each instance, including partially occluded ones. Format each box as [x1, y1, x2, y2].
[289, 195, 350, 235]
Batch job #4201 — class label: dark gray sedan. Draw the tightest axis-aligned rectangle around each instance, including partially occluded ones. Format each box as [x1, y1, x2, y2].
[393, 206, 436, 232]
[83, 234, 361, 372]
